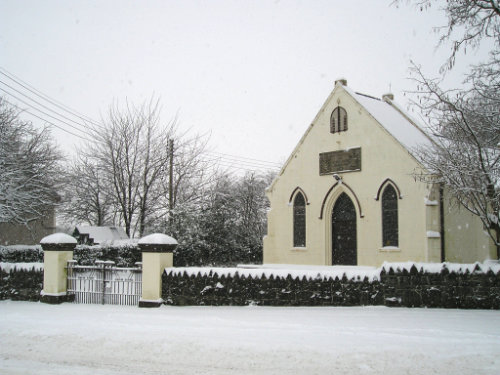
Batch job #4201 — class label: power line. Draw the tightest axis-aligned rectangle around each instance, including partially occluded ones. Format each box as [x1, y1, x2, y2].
[0, 67, 106, 140]
[0, 67, 104, 129]
[1, 98, 89, 140]
[1, 93, 278, 169]
[0, 79, 96, 135]
[0, 86, 91, 138]
[206, 151, 282, 167]
[204, 156, 281, 171]
[207, 155, 281, 169]
[0, 68, 284, 171]
[204, 157, 281, 173]
[212, 162, 273, 173]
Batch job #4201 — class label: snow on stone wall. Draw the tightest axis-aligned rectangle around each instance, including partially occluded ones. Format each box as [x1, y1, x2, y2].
[0, 262, 43, 272]
[166, 261, 500, 282]
[1, 259, 499, 308]
[163, 261, 500, 309]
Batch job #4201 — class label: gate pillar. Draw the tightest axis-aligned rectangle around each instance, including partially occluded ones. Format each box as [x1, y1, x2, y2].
[40, 233, 77, 304]
[138, 233, 177, 308]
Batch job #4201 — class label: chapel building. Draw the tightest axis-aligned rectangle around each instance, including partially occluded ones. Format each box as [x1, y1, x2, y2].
[263, 79, 496, 267]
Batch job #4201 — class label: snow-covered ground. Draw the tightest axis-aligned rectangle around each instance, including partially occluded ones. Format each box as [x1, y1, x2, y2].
[1, 301, 499, 375]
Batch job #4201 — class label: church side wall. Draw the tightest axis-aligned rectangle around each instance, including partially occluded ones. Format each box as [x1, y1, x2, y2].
[425, 185, 443, 263]
[443, 189, 496, 263]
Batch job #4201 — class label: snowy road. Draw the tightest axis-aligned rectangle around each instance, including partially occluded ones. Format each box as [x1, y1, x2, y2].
[1, 301, 499, 375]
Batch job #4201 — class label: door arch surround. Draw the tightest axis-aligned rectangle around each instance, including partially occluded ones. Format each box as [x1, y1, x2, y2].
[324, 190, 358, 265]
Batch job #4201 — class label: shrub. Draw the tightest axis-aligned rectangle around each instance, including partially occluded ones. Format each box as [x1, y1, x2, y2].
[0, 245, 43, 262]
[0, 243, 142, 267]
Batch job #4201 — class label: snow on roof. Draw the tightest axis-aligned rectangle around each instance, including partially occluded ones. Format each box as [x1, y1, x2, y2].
[342, 85, 433, 152]
[75, 226, 129, 244]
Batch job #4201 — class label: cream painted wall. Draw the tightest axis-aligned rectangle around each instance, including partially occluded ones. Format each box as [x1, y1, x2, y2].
[141, 252, 173, 301]
[425, 185, 442, 263]
[42, 250, 73, 295]
[263, 84, 494, 267]
[443, 189, 497, 263]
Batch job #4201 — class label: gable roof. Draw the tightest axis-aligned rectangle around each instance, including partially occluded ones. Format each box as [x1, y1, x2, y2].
[343, 85, 433, 152]
[75, 225, 129, 244]
[268, 81, 433, 191]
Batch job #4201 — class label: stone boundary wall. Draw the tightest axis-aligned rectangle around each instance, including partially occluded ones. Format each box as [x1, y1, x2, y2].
[0, 266, 43, 301]
[162, 263, 500, 309]
[2, 261, 499, 308]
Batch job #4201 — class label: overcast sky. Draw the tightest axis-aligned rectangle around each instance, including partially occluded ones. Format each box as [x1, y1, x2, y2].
[0, 0, 487, 173]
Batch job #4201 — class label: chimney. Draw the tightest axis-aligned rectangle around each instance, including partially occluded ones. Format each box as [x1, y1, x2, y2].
[335, 78, 347, 86]
[382, 93, 394, 102]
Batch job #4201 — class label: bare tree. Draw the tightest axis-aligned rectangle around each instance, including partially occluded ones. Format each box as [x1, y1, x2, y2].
[163, 133, 212, 234]
[395, 0, 500, 256]
[67, 98, 211, 238]
[394, 0, 500, 71]
[0, 97, 62, 225]
[410, 64, 500, 255]
[83, 99, 174, 237]
[60, 153, 113, 226]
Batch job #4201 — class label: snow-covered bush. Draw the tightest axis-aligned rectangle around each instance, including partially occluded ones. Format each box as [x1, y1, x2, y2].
[0, 243, 142, 267]
[0, 245, 43, 262]
[0, 241, 259, 267]
[74, 243, 141, 266]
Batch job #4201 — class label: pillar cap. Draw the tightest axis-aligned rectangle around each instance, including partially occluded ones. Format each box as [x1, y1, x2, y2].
[40, 233, 77, 251]
[138, 233, 178, 252]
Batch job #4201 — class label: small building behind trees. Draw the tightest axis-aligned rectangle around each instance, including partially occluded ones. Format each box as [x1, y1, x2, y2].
[263, 79, 496, 267]
[73, 225, 129, 245]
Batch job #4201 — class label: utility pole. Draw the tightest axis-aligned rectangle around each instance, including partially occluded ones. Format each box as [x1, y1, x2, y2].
[168, 138, 174, 230]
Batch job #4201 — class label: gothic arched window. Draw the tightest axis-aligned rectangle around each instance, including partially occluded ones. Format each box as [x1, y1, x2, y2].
[330, 106, 348, 133]
[382, 184, 398, 247]
[293, 192, 306, 247]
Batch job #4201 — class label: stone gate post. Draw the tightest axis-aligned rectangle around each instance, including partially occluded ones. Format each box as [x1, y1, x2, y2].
[40, 233, 77, 304]
[138, 233, 177, 308]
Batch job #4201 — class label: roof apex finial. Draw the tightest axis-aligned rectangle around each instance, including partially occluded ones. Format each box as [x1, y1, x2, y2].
[335, 78, 347, 86]
[382, 93, 394, 102]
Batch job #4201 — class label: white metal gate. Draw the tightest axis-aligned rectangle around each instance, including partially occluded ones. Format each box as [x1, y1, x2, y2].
[67, 260, 142, 306]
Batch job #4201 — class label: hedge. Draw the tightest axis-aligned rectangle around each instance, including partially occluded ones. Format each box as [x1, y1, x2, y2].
[0, 242, 260, 267]
[0, 245, 44, 263]
[0, 244, 141, 267]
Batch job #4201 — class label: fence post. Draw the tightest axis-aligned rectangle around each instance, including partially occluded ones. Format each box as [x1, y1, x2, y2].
[40, 233, 77, 304]
[138, 233, 177, 308]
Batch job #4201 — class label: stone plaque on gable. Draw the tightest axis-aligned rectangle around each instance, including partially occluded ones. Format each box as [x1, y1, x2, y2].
[319, 148, 361, 175]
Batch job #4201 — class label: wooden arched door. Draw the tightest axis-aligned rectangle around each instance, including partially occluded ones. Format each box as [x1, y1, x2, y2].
[332, 193, 357, 265]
